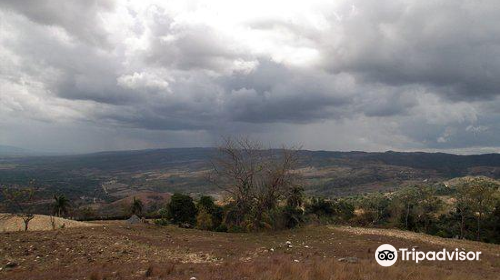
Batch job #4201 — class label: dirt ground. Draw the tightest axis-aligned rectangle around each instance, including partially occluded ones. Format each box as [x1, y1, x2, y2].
[0, 221, 499, 280]
[0, 214, 93, 232]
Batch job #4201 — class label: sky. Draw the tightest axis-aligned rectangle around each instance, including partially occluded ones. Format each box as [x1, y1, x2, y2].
[1, 0, 500, 154]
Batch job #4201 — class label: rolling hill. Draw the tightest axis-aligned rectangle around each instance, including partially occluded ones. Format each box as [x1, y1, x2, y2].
[1, 148, 500, 207]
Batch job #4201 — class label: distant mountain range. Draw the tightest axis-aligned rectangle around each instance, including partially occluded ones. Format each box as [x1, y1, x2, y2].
[1, 147, 500, 199]
[0, 145, 38, 157]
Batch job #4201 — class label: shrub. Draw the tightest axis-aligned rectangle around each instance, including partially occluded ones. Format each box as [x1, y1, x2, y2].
[282, 205, 304, 229]
[196, 208, 213, 230]
[332, 199, 355, 222]
[197, 195, 224, 229]
[215, 224, 228, 232]
[198, 196, 216, 212]
[227, 225, 244, 233]
[305, 198, 335, 219]
[167, 193, 198, 226]
[154, 218, 169, 226]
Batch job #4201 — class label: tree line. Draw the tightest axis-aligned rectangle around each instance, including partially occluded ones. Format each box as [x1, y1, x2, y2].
[150, 138, 500, 243]
[1, 137, 499, 244]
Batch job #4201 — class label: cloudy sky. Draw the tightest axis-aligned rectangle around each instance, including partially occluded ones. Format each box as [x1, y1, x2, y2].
[1, 0, 500, 154]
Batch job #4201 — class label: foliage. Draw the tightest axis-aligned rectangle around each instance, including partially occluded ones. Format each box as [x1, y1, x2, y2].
[167, 193, 198, 226]
[52, 195, 70, 217]
[195, 195, 223, 230]
[286, 186, 304, 208]
[198, 195, 216, 212]
[227, 225, 244, 233]
[454, 177, 500, 241]
[78, 206, 96, 220]
[305, 197, 354, 224]
[209, 137, 301, 231]
[154, 218, 170, 226]
[130, 197, 144, 217]
[282, 205, 304, 229]
[2, 186, 36, 231]
[305, 197, 335, 219]
[214, 224, 228, 232]
[196, 208, 213, 230]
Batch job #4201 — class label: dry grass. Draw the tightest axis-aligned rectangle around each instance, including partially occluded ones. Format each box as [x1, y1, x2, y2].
[78, 258, 490, 280]
[333, 226, 500, 254]
[0, 214, 93, 232]
[1, 222, 498, 280]
[196, 258, 478, 280]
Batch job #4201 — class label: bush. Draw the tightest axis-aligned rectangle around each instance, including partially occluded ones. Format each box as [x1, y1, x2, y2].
[332, 199, 355, 222]
[196, 208, 213, 230]
[227, 225, 244, 233]
[167, 193, 198, 226]
[154, 218, 169, 226]
[198, 196, 216, 212]
[222, 202, 248, 228]
[215, 224, 228, 232]
[197, 195, 223, 229]
[282, 205, 304, 229]
[306, 197, 335, 217]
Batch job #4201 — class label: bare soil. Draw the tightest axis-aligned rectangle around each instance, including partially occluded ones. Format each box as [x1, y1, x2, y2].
[0, 222, 498, 280]
[0, 214, 93, 232]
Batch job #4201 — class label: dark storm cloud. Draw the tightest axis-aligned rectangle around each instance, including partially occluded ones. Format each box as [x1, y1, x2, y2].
[2, 1, 500, 152]
[147, 23, 249, 72]
[320, 0, 500, 101]
[0, 0, 116, 47]
[219, 60, 355, 123]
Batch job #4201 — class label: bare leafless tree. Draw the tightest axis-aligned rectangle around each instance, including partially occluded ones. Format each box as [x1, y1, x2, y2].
[208, 136, 302, 229]
[2, 187, 36, 231]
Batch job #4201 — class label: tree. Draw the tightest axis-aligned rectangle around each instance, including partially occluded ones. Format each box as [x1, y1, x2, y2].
[332, 199, 355, 222]
[305, 197, 335, 219]
[2, 187, 36, 231]
[167, 193, 198, 226]
[209, 137, 301, 230]
[359, 192, 390, 225]
[197, 195, 223, 229]
[286, 186, 304, 208]
[392, 187, 419, 230]
[198, 195, 216, 213]
[413, 186, 442, 233]
[52, 195, 70, 217]
[78, 206, 96, 220]
[456, 177, 499, 241]
[130, 197, 144, 217]
[196, 208, 213, 230]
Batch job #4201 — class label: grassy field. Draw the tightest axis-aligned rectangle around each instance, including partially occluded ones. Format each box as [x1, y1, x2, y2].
[1, 221, 498, 280]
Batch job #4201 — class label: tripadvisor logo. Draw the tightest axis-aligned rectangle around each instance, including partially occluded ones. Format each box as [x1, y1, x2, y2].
[375, 244, 482, 267]
[375, 244, 398, 266]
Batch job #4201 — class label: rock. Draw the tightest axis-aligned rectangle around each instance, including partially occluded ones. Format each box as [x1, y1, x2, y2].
[180, 223, 193, 229]
[285, 241, 292, 245]
[126, 215, 141, 224]
[293, 259, 300, 263]
[4, 262, 18, 270]
[190, 277, 197, 280]
[338, 257, 359, 263]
